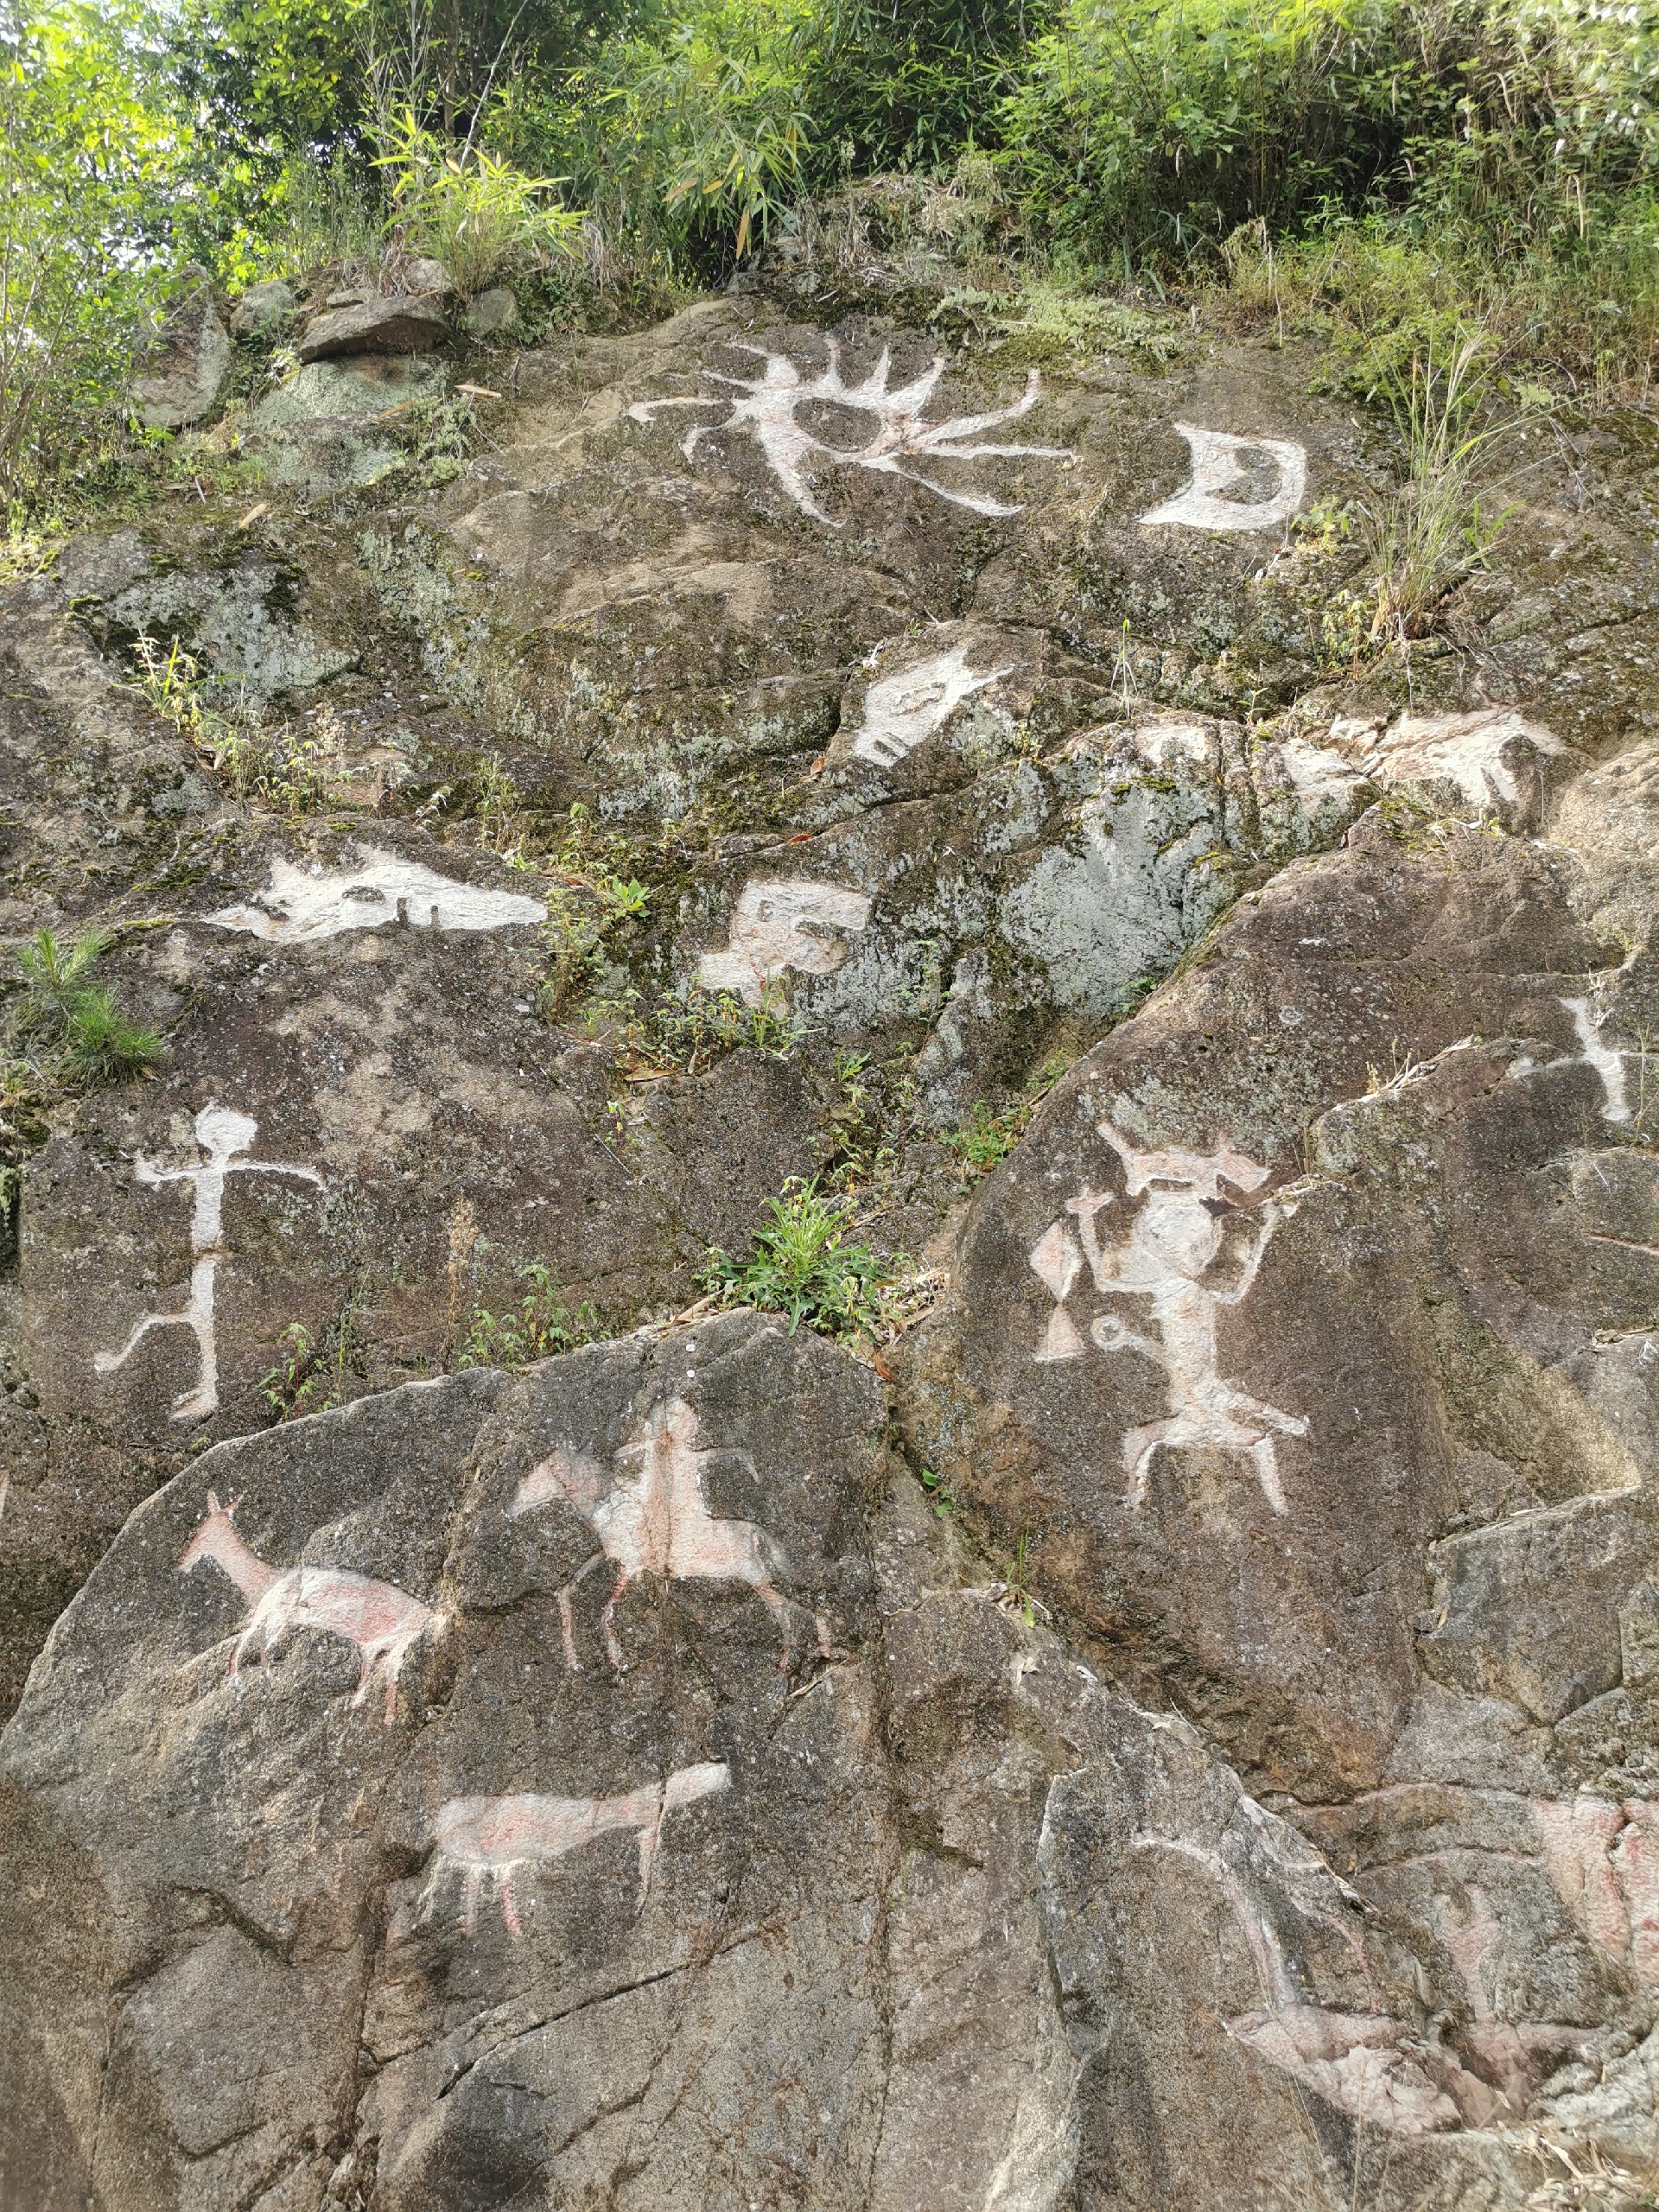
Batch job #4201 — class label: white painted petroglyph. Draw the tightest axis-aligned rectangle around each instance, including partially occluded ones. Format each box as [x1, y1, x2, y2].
[177, 1490, 445, 1724]
[1357, 708, 1571, 814]
[1535, 1795, 1659, 1985]
[628, 340, 1070, 524]
[1509, 999, 1634, 1122]
[1139, 424, 1307, 532]
[1560, 998, 1632, 1123]
[1029, 1122, 1306, 1513]
[423, 1760, 731, 1934]
[512, 1396, 828, 1669]
[849, 644, 1013, 768]
[207, 848, 545, 943]
[1138, 1833, 1466, 2135]
[94, 1105, 323, 1421]
[696, 878, 872, 1007]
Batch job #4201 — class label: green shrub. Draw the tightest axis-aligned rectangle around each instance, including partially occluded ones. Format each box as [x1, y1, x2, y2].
[377, 110, 583, 296]
[700, 1177, 895, 1338]
[16, 928, 162, 1084]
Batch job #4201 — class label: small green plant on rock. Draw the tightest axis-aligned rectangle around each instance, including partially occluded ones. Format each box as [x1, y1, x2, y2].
[16, 928, 161, 1083]
[457, 1260, 602, 1369]
[128, 638, 345, 816]
[700, 1177, 895, 1340]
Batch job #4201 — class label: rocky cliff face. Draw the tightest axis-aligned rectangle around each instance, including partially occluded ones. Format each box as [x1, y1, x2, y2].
[4, 276, 1659, 2208]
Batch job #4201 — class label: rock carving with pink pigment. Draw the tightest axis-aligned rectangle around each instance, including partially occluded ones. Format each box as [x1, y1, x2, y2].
[1138, 1831, 1484, 2135]
[423, 1760, 732, 1935]
[696, 878, 872, 1007]
[177, 1490, 445, 1725]
[1535, 1795, 1659, 1985]
[512, 1395, 828, 1668]
[1029, 1121, 1306, 1512]
[628, 340, 1070, 524]
[1139, 424, 1307, 532]
[94, 1103, 324, 1421]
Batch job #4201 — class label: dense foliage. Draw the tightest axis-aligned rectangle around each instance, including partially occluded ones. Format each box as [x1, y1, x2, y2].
[3, 0, 1658, 511]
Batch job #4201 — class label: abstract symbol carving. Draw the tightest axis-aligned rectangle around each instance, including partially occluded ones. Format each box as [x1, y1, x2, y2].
[1029, 1121, 1306, 1513]
[208, 847, 546, 943]
[628, 340, 1070, 524]
[423, 1760, 732, 1936]
[696, 878, 872, 1007]
[1535, 1795, 1659, 1986]
[1362, 707, 1569, 815]
[1560, 998, 1631, 1123]
[1139, 423, 1307, 532]
[512, 1396, 828, 1669]
[1139, 1832, 1479, 2136]
[849, 644, 1012, 768]
[177, 1490, 446, 1725]
[94, 1104, 323, 1421]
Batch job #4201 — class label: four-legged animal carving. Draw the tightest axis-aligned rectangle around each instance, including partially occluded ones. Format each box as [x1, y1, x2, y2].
[423, 1760, 731, 1934]
[178, 1490, 446, 1725]
[512, 1396, 830, 1669]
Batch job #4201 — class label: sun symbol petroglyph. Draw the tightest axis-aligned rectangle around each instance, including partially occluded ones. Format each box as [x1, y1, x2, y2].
[423, 1761, 732, 1936]
[512, 1395, 829, 1669]
[627, 340, 1071, 524]
[849, 643, 1013, 769]
[1139, 423, 1308, 532]
[177, 1491, 446, 1725]
[1028, 1120, 1306, 1513]
[696, 878, 872, 1007]
[94, 1104, 324, 1421]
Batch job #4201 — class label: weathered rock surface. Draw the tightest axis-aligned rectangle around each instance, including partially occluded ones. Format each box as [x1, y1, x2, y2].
[128, 277, 234, 431]
[297, 296, 450, 363]
[8, 276, 1659, 2205]
[231, 280, 298, 340]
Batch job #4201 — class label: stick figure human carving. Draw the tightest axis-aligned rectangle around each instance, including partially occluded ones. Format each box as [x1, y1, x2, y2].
[177, 1490, 446, 1725]
[1027, 1121, 1306, 1513]
[94, 1103, 323, 1421]
[422, 1760, 731, 1936]
[512, 1396, 829, 1669]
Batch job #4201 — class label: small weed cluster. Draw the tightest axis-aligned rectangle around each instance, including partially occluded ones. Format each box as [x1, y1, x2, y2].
[700, 1178, 899, 1341]
[128, 638, 352, 816]
[14, 928, 161, 1084]
[939, 1052, 1073, 1185]
[261, 1313, 358, 1421]
[456, 1260, 603, 1370]
[537, 803, 654, 1014]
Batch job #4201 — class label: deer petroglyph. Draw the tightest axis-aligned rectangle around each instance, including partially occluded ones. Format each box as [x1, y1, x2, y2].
[94, 1103, 323, 1421]
[423, 1760, 731, 1936]
[177, 1491, 445, 1725]
[1139, 424, 1307, 533]
[628, 341, 1070, 524]
[1028, 1121, 1306, 1513]
[512, 1396, 828, 1669]
[696, 878, 872, 1007]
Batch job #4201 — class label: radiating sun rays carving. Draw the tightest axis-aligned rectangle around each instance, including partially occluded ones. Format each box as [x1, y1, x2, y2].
[629, 340, 1071, 524]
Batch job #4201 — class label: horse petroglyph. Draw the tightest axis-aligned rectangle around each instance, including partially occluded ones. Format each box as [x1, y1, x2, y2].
[1139, 424, 1308, 532]
[512, 1395, 828, 1669]
[696, 878, 872, 1007]
[177, 1491, 446, 1724]
[423, 1761, 732, 1936]
[94, 1104, 323, 1421]
[1028, 1121, 1306, 1512]
[208, 848, 546, 943]
[849, 644, 1013, 769]
[628, 340, 1070, 524]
